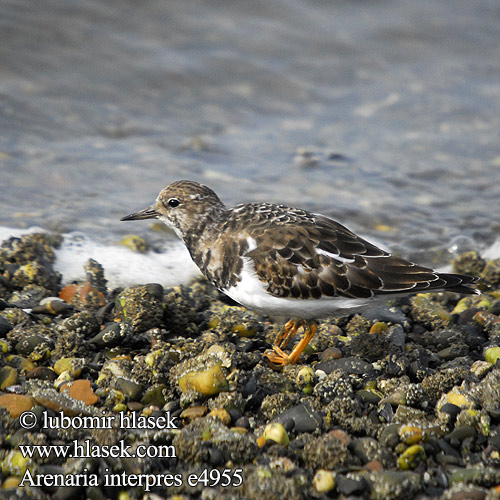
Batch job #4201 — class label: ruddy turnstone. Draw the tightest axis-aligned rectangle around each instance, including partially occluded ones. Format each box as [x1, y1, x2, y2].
[121, 180, 478, 366]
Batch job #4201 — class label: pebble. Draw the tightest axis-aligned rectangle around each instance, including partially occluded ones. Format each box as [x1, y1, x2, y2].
[0, 366, 18, 390]
[114, 377, 143, 401]
[180, 405, 208, 421]
[63, 379, 99, 406]
[0, 394, 35, 418]
[262, 422, 290, 446]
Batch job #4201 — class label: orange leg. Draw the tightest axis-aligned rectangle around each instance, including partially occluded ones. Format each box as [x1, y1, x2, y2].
[264, 320, 318, 366]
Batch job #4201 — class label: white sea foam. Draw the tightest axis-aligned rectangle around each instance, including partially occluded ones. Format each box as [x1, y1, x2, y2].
[0, 227, 200, 290]
[1, 227, 499, 290]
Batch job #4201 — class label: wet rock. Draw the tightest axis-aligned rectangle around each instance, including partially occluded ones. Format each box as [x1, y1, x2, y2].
[336, 475, 368, 496]
[180, 405, 208, 422]
[0, 316, 12, 336]
[171, 348, 232, 403]
[114, 377, 143, 401]
[25, 366, 57, 381]
[274, 402, 323, 433]
[0, 366, 18, 390]
[32, 297, 74, 315]
[484, 346, 500, 364]
[89, 322, 133, 348]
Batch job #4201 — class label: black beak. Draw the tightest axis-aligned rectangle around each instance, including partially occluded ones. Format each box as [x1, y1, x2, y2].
[120, 206, 159, 221]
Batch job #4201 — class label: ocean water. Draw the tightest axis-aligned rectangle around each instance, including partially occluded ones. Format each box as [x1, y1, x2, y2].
[1, 0, 499, 286]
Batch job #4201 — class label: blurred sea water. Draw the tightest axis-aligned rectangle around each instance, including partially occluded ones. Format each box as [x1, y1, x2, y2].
[1, 0, 499, 284]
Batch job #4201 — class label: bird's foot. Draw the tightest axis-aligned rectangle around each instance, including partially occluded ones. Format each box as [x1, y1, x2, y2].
[264, 320, 317, 367]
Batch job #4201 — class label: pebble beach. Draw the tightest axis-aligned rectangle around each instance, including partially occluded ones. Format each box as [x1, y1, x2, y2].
[1, 232, 500, 499]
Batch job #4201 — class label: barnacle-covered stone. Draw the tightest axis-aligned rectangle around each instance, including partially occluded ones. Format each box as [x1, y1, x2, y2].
[475, 368, 500, 414]
[0, 233, 61, 265]
[302, 432, 349, 469]
[0, 307, 31, 327]
[260, 392, 299, 420]
[313, 371, 354, 403]
[89, 322, 133, 348]
[10, 261, 60, 290]
[31, 386, 100, 417]
[452, 251, 486, 277]
[455, 409, 490, 436]
[172, 416, 258, 464]
[163, 283, 210, 336]
[398, 424, 424, 445]
[480, 259, 500, 288]
[15, 335, 52, 361]
[60, 282, 106, 310]
[59, 310, 100, 338]
[114, 285, 164, 331]
[437, 387, 475, 413]
[410, 294, 451, 329]
[364, 470, 421, 500]
[421, 366, 471, 404]
[120, 234, 149, 253]
[53, 357, 85, 378]
[10, 284, 51, 308]
[85, 258, 107, 294]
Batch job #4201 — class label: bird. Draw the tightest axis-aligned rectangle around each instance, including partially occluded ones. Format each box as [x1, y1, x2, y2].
[121, 180, 478, 366]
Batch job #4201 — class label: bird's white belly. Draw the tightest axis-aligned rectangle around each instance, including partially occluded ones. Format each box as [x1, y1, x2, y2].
[223, 258, 370, 318]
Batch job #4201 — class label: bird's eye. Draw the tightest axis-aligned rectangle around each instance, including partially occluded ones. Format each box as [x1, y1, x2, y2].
[168, 198, 180, 208]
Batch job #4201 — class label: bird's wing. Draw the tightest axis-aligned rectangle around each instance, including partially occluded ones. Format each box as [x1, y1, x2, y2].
[243, 211, 467, 300]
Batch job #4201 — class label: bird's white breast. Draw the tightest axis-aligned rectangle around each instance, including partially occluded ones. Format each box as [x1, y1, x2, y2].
[223, 258, 371, 318]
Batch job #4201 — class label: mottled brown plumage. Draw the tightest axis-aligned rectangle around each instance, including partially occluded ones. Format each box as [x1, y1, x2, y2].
[121, 180, 478, 365]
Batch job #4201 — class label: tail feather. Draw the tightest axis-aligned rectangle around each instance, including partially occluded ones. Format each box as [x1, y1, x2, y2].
[435, 273, 479, 295]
